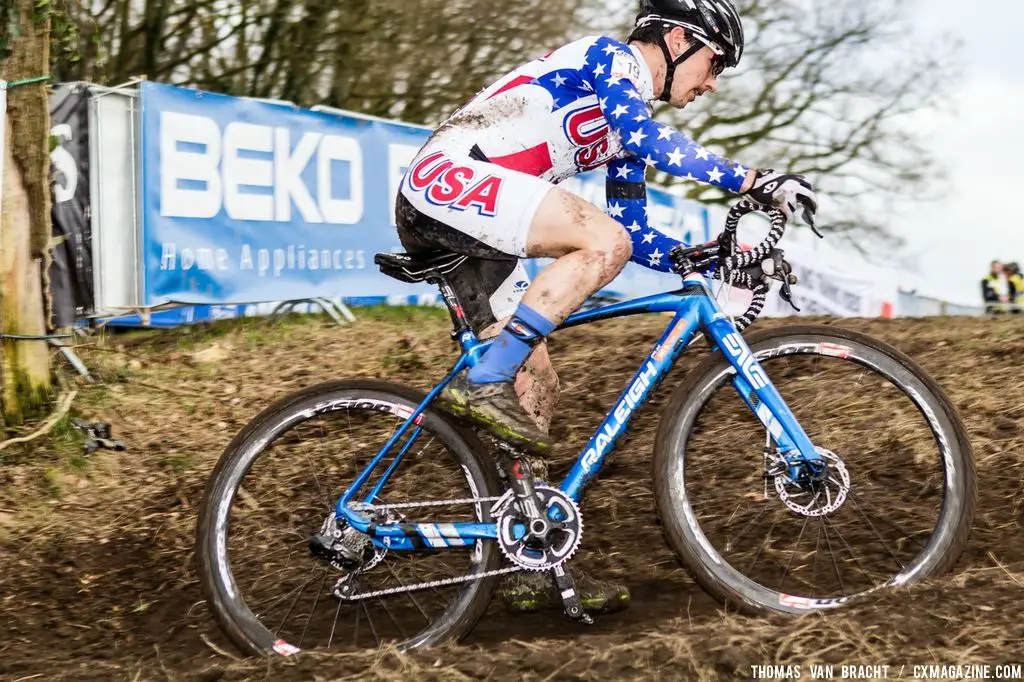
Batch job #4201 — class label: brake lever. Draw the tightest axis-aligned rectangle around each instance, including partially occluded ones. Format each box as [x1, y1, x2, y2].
[778, 274, 800, 312]
[758, 249, 801, 313]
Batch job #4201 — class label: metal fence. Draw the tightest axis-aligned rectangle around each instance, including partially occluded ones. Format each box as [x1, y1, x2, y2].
[896, 290, 994, 317]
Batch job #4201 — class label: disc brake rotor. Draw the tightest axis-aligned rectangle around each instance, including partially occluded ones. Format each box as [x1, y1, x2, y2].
[774, 447, 851, 517]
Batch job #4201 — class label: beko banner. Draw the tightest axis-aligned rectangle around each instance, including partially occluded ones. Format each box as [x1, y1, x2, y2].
[139, 81, 708, 306]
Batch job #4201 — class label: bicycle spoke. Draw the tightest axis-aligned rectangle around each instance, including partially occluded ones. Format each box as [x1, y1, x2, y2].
[361, 601, 381, 647]
[301, 439, 331, 510]
[726, 503, 770, 552]
[297, 571, 328, 648]
[745, 515, 779, 574]
[811, 516, 824, 583]
[385, 563, 432, 623]
[378, 598, 409, 642]
[819, 516, 847, 596]
[848, 488, 929, 551]
[351, 599, 361, 647]
[846, 492, 907, 571]
[724, 501, 745, 528]
[777, 514, 811, 592]
[327, 596, 344, 649]
[822, 514, 879, 586]
[272, 568, 320, 635]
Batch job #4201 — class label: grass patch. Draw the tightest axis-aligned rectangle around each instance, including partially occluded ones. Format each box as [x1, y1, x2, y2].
[98, 305, 449, 356]
[69, 455, 89, 474]
[162, 452, 197, 473]
[49, 414, 87, 459]
[42, 467, 64, 498]
[354, 304, 448, 325]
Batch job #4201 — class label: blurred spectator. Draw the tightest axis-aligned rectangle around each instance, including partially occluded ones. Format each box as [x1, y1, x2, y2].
[1006, 262, 1024, 314]
[982, 260, 1009, 314]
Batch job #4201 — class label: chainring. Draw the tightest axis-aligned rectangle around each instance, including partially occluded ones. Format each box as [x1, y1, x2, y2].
[494, 485, 583, 571]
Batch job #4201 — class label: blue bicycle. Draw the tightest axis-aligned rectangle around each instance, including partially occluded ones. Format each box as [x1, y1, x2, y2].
[196, 201, 976, 656]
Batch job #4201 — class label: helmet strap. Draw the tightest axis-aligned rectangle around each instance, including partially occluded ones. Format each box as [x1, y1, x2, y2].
[656, 31, 704, 103]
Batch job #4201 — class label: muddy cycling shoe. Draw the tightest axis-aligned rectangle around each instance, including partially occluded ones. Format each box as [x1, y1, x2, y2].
[500, 566, 630, 615]
[526, 456, 550, 484]
[438, 370, 552, 454]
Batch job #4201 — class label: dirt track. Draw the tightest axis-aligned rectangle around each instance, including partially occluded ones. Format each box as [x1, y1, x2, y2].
[1, 310, 1022, 681]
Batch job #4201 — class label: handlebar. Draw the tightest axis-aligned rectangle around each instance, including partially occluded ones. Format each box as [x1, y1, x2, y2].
[669, 199, 809, 331]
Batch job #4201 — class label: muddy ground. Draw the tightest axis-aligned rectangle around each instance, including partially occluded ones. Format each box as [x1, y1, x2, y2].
[0, 309, 1022, 681]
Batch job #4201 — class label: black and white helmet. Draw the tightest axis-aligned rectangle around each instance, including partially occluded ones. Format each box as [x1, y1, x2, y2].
[635, 0, 745, 101]
[637, 0, 745, 68]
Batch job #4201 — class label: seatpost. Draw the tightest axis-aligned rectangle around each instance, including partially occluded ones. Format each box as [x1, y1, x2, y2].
[428, 275, 473, 339]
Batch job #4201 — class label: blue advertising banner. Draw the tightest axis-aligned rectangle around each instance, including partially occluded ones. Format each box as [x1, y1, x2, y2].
[137, 81, 709, 310]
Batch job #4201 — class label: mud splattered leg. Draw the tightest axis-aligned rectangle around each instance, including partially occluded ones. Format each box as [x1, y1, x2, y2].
[521, 187, 632, 323]
[479, 320, 558, 433]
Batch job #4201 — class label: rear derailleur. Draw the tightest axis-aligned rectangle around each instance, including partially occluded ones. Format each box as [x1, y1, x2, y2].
[308, 511, 388, 575]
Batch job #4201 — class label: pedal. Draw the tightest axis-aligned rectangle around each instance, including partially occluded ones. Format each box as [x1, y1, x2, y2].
[550, 564, 593, 625]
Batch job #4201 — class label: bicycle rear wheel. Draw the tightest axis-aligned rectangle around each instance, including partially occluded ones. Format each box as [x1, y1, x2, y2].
[653, 324, 975, 614]
[195, 378, 502, 656]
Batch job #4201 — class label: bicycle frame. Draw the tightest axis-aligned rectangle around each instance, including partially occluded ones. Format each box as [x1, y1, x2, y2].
[333, 272, 822, 550]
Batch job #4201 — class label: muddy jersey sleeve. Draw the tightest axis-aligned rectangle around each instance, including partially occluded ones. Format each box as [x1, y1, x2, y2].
[585, 37, 749, 194]
[605, 157, 682, 272]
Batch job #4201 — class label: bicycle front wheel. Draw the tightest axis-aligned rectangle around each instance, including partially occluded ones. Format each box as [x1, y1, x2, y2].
[653, 324, 976, 614]
[195, 378, 503, 656]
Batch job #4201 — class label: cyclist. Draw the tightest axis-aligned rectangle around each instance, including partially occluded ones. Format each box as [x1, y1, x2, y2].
[395, 0, 817, 614]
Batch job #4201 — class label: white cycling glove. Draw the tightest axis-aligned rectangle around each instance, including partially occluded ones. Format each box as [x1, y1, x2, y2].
[744, 169, 818, 227]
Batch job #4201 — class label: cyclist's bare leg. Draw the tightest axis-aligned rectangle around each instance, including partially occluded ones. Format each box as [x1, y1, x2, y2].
[515, 343, 559, 433]
[441, 188, 629, 453]
[477, 181, 634, 437]
[521, 188, 633, 322]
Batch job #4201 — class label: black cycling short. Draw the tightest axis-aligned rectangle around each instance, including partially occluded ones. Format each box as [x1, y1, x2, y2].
[395, 193, 529, 334]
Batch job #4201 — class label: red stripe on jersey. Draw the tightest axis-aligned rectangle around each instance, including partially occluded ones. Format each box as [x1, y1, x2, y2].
[487, 143, 554, 177]
[486, 75, 536, 101]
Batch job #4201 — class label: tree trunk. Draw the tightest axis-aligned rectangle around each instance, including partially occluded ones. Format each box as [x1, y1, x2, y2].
[0, 0, 53, 425]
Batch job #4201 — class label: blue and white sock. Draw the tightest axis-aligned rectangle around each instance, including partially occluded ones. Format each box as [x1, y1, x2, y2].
[467, 303, 556, 384]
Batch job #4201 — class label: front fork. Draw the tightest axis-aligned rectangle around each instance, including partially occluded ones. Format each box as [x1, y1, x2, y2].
[703, 314, 825, 480]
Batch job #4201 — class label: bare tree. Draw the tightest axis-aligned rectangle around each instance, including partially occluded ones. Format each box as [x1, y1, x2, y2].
[57, 0, 959, 243]
[643, 0, 961, 243]
[1, 0, 54, 423]
[57, 0, 590, 125]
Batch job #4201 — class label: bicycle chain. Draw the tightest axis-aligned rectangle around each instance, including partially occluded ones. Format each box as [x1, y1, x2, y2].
[334, 565, 522, 601]
[333, 495, 516, 601]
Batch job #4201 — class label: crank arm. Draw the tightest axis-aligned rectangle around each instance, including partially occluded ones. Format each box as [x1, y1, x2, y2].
[551, 564, 593, 625]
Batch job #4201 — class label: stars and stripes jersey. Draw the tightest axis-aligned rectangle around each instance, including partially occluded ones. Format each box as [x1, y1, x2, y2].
[419, 34, 750, 272]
